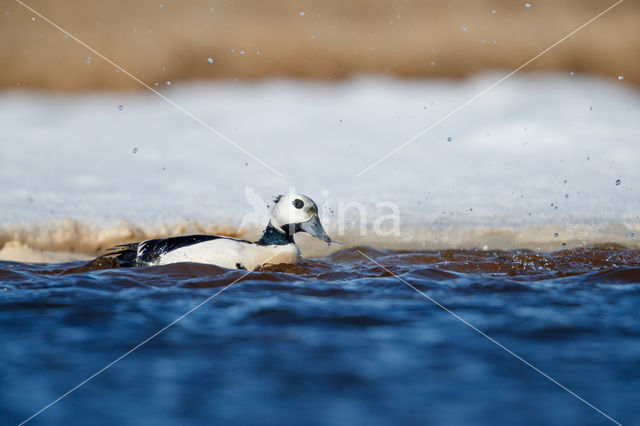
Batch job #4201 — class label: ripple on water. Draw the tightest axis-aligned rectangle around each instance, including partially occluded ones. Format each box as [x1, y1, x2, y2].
[1, 247, 640, 425]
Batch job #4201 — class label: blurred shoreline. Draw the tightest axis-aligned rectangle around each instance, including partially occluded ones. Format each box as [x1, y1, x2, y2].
[1, 0, 638, 91]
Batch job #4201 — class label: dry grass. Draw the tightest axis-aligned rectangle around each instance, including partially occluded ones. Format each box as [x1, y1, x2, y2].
[1, 0, 638, 90]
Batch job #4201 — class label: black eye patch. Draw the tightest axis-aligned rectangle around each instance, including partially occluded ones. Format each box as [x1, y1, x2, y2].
[293, 198, 304, 209]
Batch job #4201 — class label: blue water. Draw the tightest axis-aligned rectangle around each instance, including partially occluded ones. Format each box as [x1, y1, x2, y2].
[1, 248, 639, 426]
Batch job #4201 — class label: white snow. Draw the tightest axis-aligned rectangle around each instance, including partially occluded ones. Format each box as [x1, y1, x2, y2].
[0, 73, 638, 259]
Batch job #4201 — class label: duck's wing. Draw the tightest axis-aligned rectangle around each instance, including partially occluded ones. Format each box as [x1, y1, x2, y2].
[100, 235, 229, 267]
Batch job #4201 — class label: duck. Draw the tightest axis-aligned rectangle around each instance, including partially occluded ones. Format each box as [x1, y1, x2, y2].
[100, 193, 332, 270]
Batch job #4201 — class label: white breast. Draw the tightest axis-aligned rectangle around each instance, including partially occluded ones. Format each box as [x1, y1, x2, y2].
[153, 238, 300, 270]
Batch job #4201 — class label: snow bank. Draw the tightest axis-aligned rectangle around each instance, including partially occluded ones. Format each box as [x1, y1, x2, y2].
[1, 73, 638, 261]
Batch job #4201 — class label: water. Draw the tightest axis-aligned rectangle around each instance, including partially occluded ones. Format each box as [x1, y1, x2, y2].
[2, 247, 639, 425]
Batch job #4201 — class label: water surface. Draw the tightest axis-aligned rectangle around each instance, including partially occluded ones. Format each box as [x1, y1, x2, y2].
[1, 247, 639, 425]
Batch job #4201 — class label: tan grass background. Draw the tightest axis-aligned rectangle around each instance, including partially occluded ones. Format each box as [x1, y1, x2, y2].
[1, 0, 638, 91]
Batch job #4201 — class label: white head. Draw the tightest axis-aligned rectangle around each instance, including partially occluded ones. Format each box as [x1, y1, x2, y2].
[270, 193, 331, 243]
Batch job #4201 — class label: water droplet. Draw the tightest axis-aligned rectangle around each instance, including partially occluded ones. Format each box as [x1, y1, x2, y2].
[562, 243, 567, 248]
[166, 80, 171, 85]
[207, 57, 213, 64]
[159, 3, 163, 8]
[256, 51, 261, 55]
[491, 9, 496, 14]
[118, 105, 124, 111]
[132, 147, 138, 154]
[447, 137, 452, 142]
[570, 71, 574, 76]
[564, 194, 569, 199]
[240, 51, 245, 55]
[525, 3, 531, 8]
[300, 11, 305, 16]
[615, 179, 621, 186]
[31, 16, 35, 21]
[154, 82, 159, 87]
[245, 162, 248, 166]
[629, 233, 635, 238]
[554, 233, 559, 238]
[563, 179, 567, 184]
[462, 25, 468, 32]
[618, 75, 624, 80]
[431, 61, 436, 66]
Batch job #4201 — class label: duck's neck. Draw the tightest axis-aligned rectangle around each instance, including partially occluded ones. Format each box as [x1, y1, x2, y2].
[257, 222, 295, 246]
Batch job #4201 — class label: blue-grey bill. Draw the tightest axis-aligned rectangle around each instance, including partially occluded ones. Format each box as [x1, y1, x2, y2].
[300, 215, 332, 243]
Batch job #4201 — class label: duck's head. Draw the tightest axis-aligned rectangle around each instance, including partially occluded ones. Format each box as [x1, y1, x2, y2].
[270, 193, 332, 243]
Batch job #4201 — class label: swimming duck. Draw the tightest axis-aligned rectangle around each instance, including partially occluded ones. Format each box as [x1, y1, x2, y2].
[101, 193, 331, 270]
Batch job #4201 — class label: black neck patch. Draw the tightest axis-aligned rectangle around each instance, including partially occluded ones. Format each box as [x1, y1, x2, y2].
[257, 222, 296, 246]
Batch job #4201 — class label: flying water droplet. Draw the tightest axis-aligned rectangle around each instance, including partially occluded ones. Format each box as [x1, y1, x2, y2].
[132, 147, 138, 154]
[300, 11, 305, 16]
[525, 3, 531, 8]
[618, 75, 624, 81]
[462, 25, 468, 32]
[118, 105, 124, 111]
[554, 233, 559, 238]
[447, 137, 452, 142]
[562, 243, 567, 248]
[207, 57, 213, 64]
[615, 179, 621, 186]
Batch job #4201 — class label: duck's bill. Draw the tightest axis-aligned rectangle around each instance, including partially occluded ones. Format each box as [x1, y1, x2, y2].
[300, 215, 332, 243]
